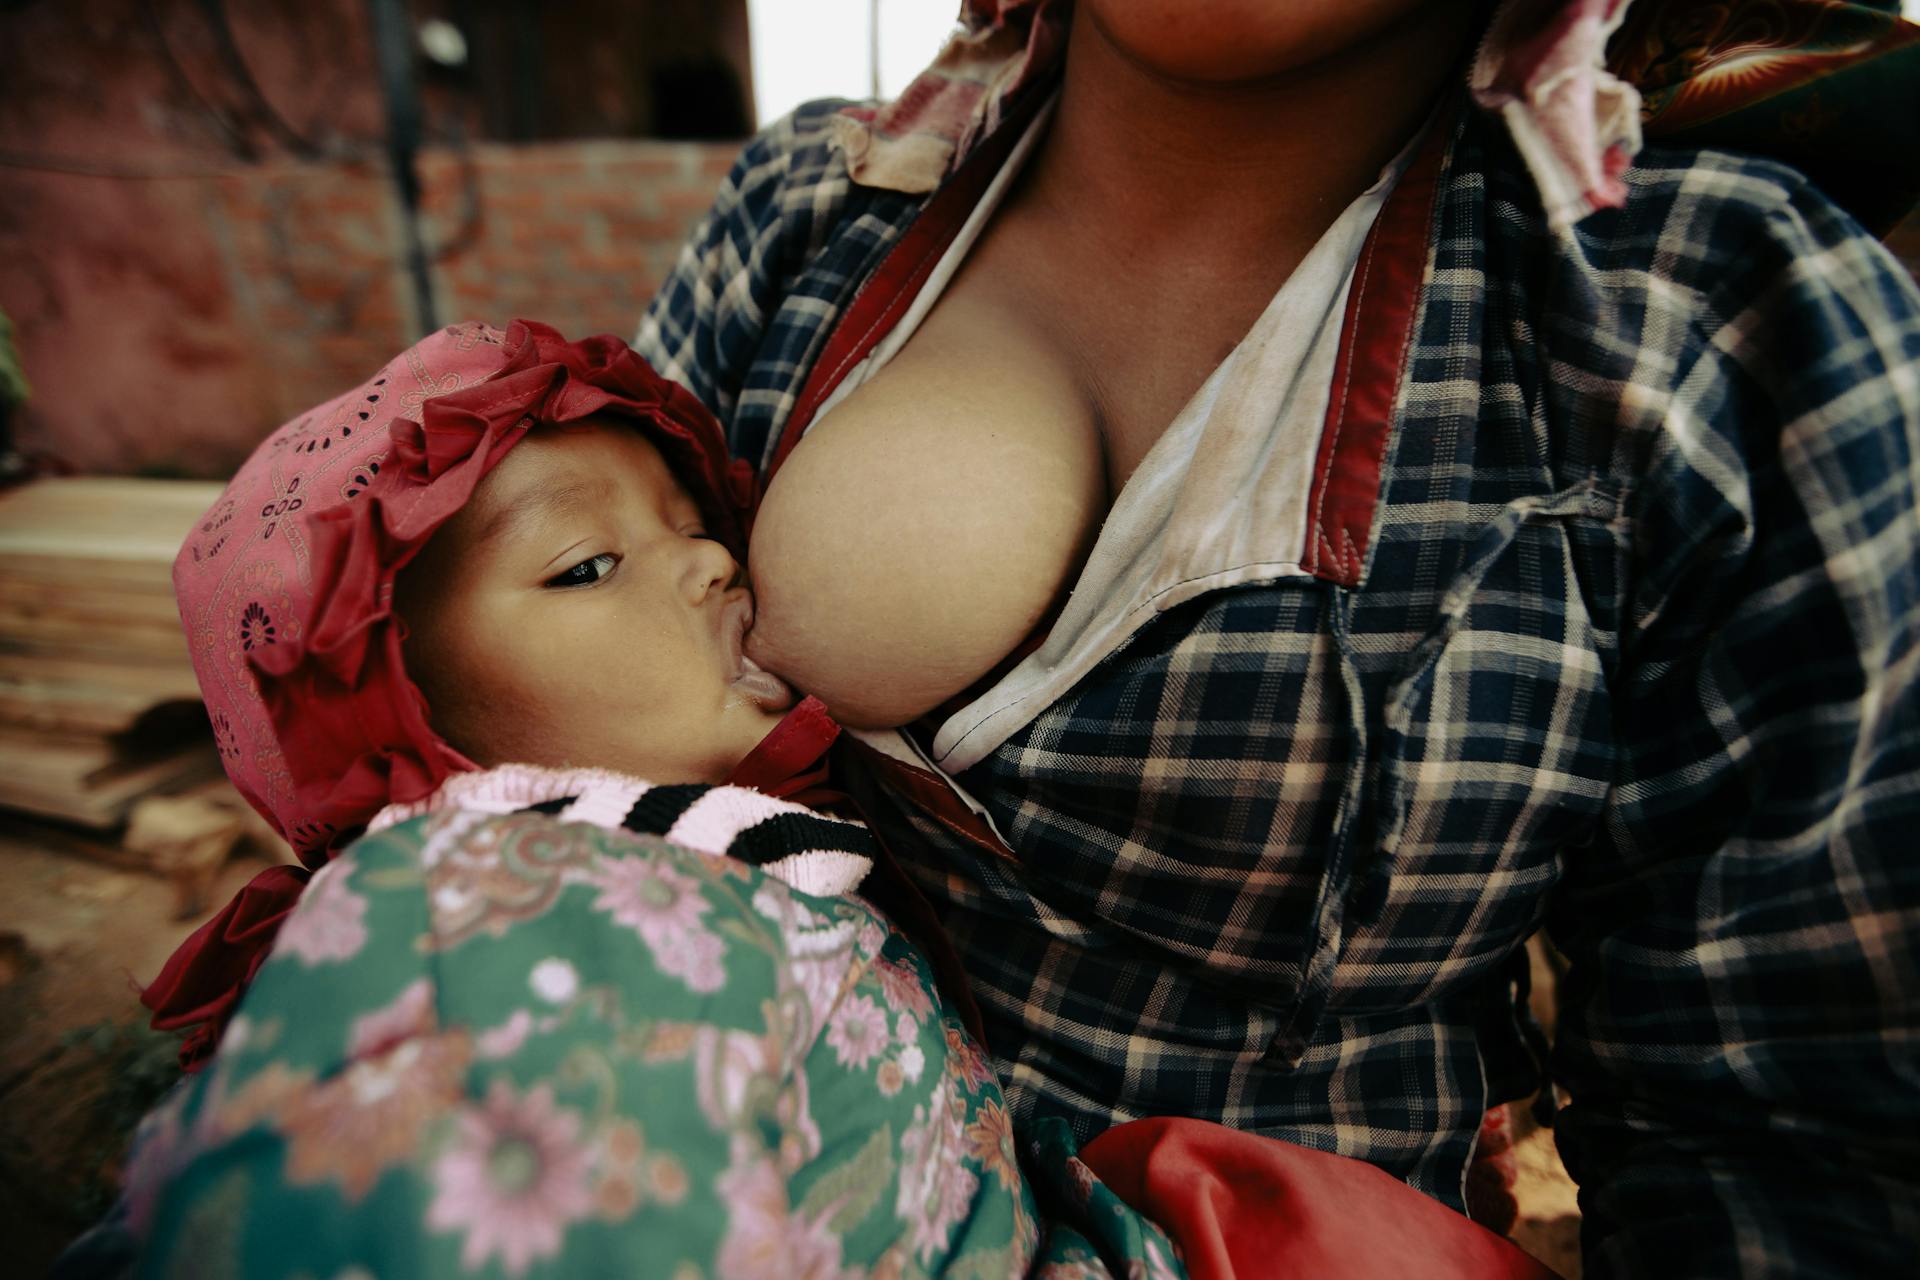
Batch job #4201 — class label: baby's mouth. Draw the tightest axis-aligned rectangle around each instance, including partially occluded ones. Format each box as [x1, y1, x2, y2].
[721, 594, 794, 712]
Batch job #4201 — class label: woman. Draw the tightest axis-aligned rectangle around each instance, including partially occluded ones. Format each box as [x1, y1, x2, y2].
[635, 0, 1920, 1275]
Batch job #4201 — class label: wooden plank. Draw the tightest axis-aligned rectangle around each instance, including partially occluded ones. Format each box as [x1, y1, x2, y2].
[0, 478, 228, 596]
[0, 579, 187, 626]
[0, 624, 191, 666]
[0, 480, 228, 823]
[0, 677, 202, 737]
[0, 478, 226, 565]
[0, 730, 120, 793]
[0, 559, 182, 592]
[0, 740, 222, 828]
[0, 652, 201, 690]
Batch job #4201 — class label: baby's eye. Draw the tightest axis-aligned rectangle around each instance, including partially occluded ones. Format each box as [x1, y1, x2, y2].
[544, 552, 619, 589]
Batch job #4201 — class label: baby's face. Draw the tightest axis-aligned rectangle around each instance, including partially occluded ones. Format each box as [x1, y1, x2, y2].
[396, 424, 792, 784]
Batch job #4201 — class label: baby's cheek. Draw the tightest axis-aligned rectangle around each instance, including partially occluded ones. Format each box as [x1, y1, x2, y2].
[427, 675, 547, 767]
[418, 617, 579, 767]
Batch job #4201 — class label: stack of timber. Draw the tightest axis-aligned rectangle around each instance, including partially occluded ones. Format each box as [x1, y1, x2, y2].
[0, 477, 226, 827]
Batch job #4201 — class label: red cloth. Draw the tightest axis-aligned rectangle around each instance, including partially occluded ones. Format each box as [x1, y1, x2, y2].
[140, 864, 312, 1070]
[1079, 1116, 1562, 1280]
[726, 693, 842, 810]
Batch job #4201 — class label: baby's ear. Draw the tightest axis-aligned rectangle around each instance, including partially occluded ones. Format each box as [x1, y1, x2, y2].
[390, 516, 463, 620]
[390, 624, 470, 767]
[388, 568, 447, 703]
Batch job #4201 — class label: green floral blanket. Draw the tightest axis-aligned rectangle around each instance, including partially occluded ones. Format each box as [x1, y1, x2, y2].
[116, 809, 1178, 1279]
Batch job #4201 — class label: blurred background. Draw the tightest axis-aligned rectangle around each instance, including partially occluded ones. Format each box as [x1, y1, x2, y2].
[0, 1, 1916, 1273]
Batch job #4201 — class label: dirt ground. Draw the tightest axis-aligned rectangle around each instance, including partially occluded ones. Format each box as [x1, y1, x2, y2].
[0, 813, 272, 1273]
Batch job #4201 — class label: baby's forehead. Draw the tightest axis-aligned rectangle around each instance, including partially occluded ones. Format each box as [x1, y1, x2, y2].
[465, 422, 695, 534]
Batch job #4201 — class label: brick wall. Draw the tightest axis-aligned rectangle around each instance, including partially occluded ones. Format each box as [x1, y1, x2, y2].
[420, 141, 738, 346]
[0, 0, 754, 481]
[2, 139, 735, 480]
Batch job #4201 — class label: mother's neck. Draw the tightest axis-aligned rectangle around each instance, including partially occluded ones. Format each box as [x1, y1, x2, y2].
[1022, 4, 1481, 268]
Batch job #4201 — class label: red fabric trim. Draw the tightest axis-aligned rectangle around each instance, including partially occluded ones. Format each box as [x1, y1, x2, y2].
[843, 735, 1020, 868]
[139, 863, 312, 1071]
[726, 694, 838, 791]
[1079, 1116, 1563, 1280]
[767, 88, 1052, 482]
[1301, 112, 1453, 587]
[724, 694, 846, 812]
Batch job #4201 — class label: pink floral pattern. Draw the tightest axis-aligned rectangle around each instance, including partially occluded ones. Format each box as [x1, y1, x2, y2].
[420, 810, 596, 947]
[715, 1139, 857, 1280]
[874, 956, 935, 1026]
[945, 1023, 996, 1092]
[474, 1008, 534, 1060]
[693, 1026, 784, 1134]
[896, 1076, 981, 1264]
[346, 978, 435, 1059]
[272, 862, 367, 966]
[282, 1032, 471, 1201]
[579, 853, 727, 992]
[121, 813, 1082, 1276]
[426, 1079, 595, 1277]
[827, 994, 891, 1070]
[964, 1097, 1020, 1194]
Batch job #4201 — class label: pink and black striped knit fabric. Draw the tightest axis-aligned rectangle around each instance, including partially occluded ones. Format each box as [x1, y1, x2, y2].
[368, 764, 876, 898]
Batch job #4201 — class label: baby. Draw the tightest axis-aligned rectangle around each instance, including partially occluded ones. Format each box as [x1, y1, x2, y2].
[106, 325, 1044, 1280]
[144, 318, 872, 1069]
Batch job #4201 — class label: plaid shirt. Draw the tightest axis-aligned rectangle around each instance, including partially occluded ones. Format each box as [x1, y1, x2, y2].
[637, 95, 1920, 1275]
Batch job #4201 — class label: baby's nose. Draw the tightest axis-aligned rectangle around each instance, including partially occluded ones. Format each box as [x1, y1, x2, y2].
[686, 535, 739, 602]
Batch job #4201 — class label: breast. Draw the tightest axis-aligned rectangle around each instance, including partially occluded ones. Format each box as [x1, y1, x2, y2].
[744, 320, 1106, 729]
